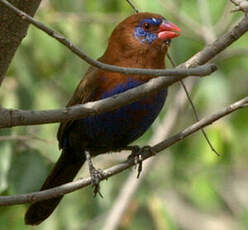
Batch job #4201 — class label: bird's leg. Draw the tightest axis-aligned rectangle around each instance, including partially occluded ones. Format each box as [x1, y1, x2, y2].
[125, 145, 156, 178]
[85, 151, 105, 197]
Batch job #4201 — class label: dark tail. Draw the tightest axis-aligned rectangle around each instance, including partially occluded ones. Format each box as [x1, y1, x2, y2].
[25, 149, 85, 225]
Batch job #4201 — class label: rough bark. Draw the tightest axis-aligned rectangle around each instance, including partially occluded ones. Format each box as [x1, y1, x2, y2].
[0, 0, 42, 85]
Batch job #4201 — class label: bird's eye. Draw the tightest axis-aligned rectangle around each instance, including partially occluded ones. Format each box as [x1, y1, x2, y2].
[143, 23, 151, 30]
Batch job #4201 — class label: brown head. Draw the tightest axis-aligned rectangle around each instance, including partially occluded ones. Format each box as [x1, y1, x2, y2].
[102, 12, 180, 68]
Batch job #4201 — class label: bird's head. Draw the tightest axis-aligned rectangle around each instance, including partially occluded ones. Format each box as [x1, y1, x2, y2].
[104, 12, 180, 65]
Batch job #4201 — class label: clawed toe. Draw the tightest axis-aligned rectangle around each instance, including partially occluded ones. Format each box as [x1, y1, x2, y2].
[85, 151, 105, 197]
[90, 167, 105, 197]
[127, 145, 156, 178]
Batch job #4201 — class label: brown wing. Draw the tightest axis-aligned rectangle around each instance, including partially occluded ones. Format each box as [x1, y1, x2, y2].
[57, 66, 100, 149]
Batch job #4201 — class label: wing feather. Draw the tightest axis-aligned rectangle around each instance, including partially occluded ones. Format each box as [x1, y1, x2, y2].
[57, 67, 99, 148]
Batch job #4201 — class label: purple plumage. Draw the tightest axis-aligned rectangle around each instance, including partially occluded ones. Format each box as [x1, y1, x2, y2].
[25, 12, 180, 225]
[80, 79, 167, 149]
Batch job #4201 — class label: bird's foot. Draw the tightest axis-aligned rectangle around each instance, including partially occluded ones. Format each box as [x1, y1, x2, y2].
[85, 151, 105, 197]
[127, 145, 156, 178]
[90, 167, 105, 198]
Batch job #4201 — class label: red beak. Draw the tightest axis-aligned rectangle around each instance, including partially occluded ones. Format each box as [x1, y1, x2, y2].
[157, 20, 181, 40]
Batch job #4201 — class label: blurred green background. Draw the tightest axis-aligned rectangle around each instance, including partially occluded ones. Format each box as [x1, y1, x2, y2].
[0, 0, 248, 229]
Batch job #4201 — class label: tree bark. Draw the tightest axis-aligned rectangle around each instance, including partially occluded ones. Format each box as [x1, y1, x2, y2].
[0, 0, 42, 85]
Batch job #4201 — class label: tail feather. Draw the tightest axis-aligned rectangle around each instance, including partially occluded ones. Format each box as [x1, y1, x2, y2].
[25, 149, 85, 225]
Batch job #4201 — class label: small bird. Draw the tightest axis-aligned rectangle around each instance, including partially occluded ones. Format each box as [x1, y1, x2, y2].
[25, 12, 180, 225]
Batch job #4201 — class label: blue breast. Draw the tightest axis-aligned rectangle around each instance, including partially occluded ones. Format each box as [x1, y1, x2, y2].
[82, 79, 167, 148]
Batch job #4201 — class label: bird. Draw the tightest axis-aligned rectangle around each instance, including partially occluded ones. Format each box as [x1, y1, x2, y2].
[24, 12, 180, 225]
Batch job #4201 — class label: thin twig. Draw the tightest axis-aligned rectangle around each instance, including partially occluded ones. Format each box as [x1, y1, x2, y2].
[0, 0, 247, 73]
[0, 0, 188, 77]
[125, 0, 139, 13]
[167, 52, 220, 156]
[102, 79, 194, 230]
[0, 96, 247, 206]
[0, 5, 247, 128]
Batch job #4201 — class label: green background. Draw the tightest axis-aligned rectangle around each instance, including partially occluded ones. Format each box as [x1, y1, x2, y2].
[0, 0, 248, 229]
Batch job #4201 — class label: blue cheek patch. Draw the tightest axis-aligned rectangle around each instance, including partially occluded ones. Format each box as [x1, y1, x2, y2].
[134, 27, 158, 44]
[134, 18, 162, 44]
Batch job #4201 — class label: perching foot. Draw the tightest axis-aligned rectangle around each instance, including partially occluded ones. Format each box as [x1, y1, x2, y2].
[85, 151, 105, 197]
[127, 145, 156, 178]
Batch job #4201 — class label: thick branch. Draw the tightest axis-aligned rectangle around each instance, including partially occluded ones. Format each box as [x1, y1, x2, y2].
[0, 1, 247, 130]
[0, 64, 216, 128]
[0, 0, 42, 85]
[0, 0, 247, 78]
[0, 96, 247, 206]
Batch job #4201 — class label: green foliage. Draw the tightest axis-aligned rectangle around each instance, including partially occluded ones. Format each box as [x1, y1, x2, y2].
[1, 0, 248, 229]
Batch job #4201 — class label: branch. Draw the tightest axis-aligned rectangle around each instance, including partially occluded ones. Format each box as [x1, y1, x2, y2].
[125, 0, 139, 13]
[0, 0, 207, 77]
[167, 53, 219, 156]
[102, 79, 194, 230]
[0, 64, 216, 128]
[0, 7, 247, 129]
[0, 96, 247, 206]
[0, 0, 247, 75]
[0, 0, 42, 85]
[182, 15, 248, 68]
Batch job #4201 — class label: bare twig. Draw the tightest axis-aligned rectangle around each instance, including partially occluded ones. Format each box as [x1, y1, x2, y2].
[0, 96, 247, 206]
[153, 97, 248, 152]
[0, 0, 196, 77]
[102, 80, 193, 230]
[0, 6, 247, 129]
[0, 0, 247, 77]
[125, 0, 139, 13]
[167, 52, 220, 156]
[0, 0, 247, 216]
[0, 64, 217, 128]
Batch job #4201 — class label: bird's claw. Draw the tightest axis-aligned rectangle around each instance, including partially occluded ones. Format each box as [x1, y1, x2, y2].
[89, 166, 105, 198]
[85, 151, 105, 197]
[127, 145, 156, 178]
